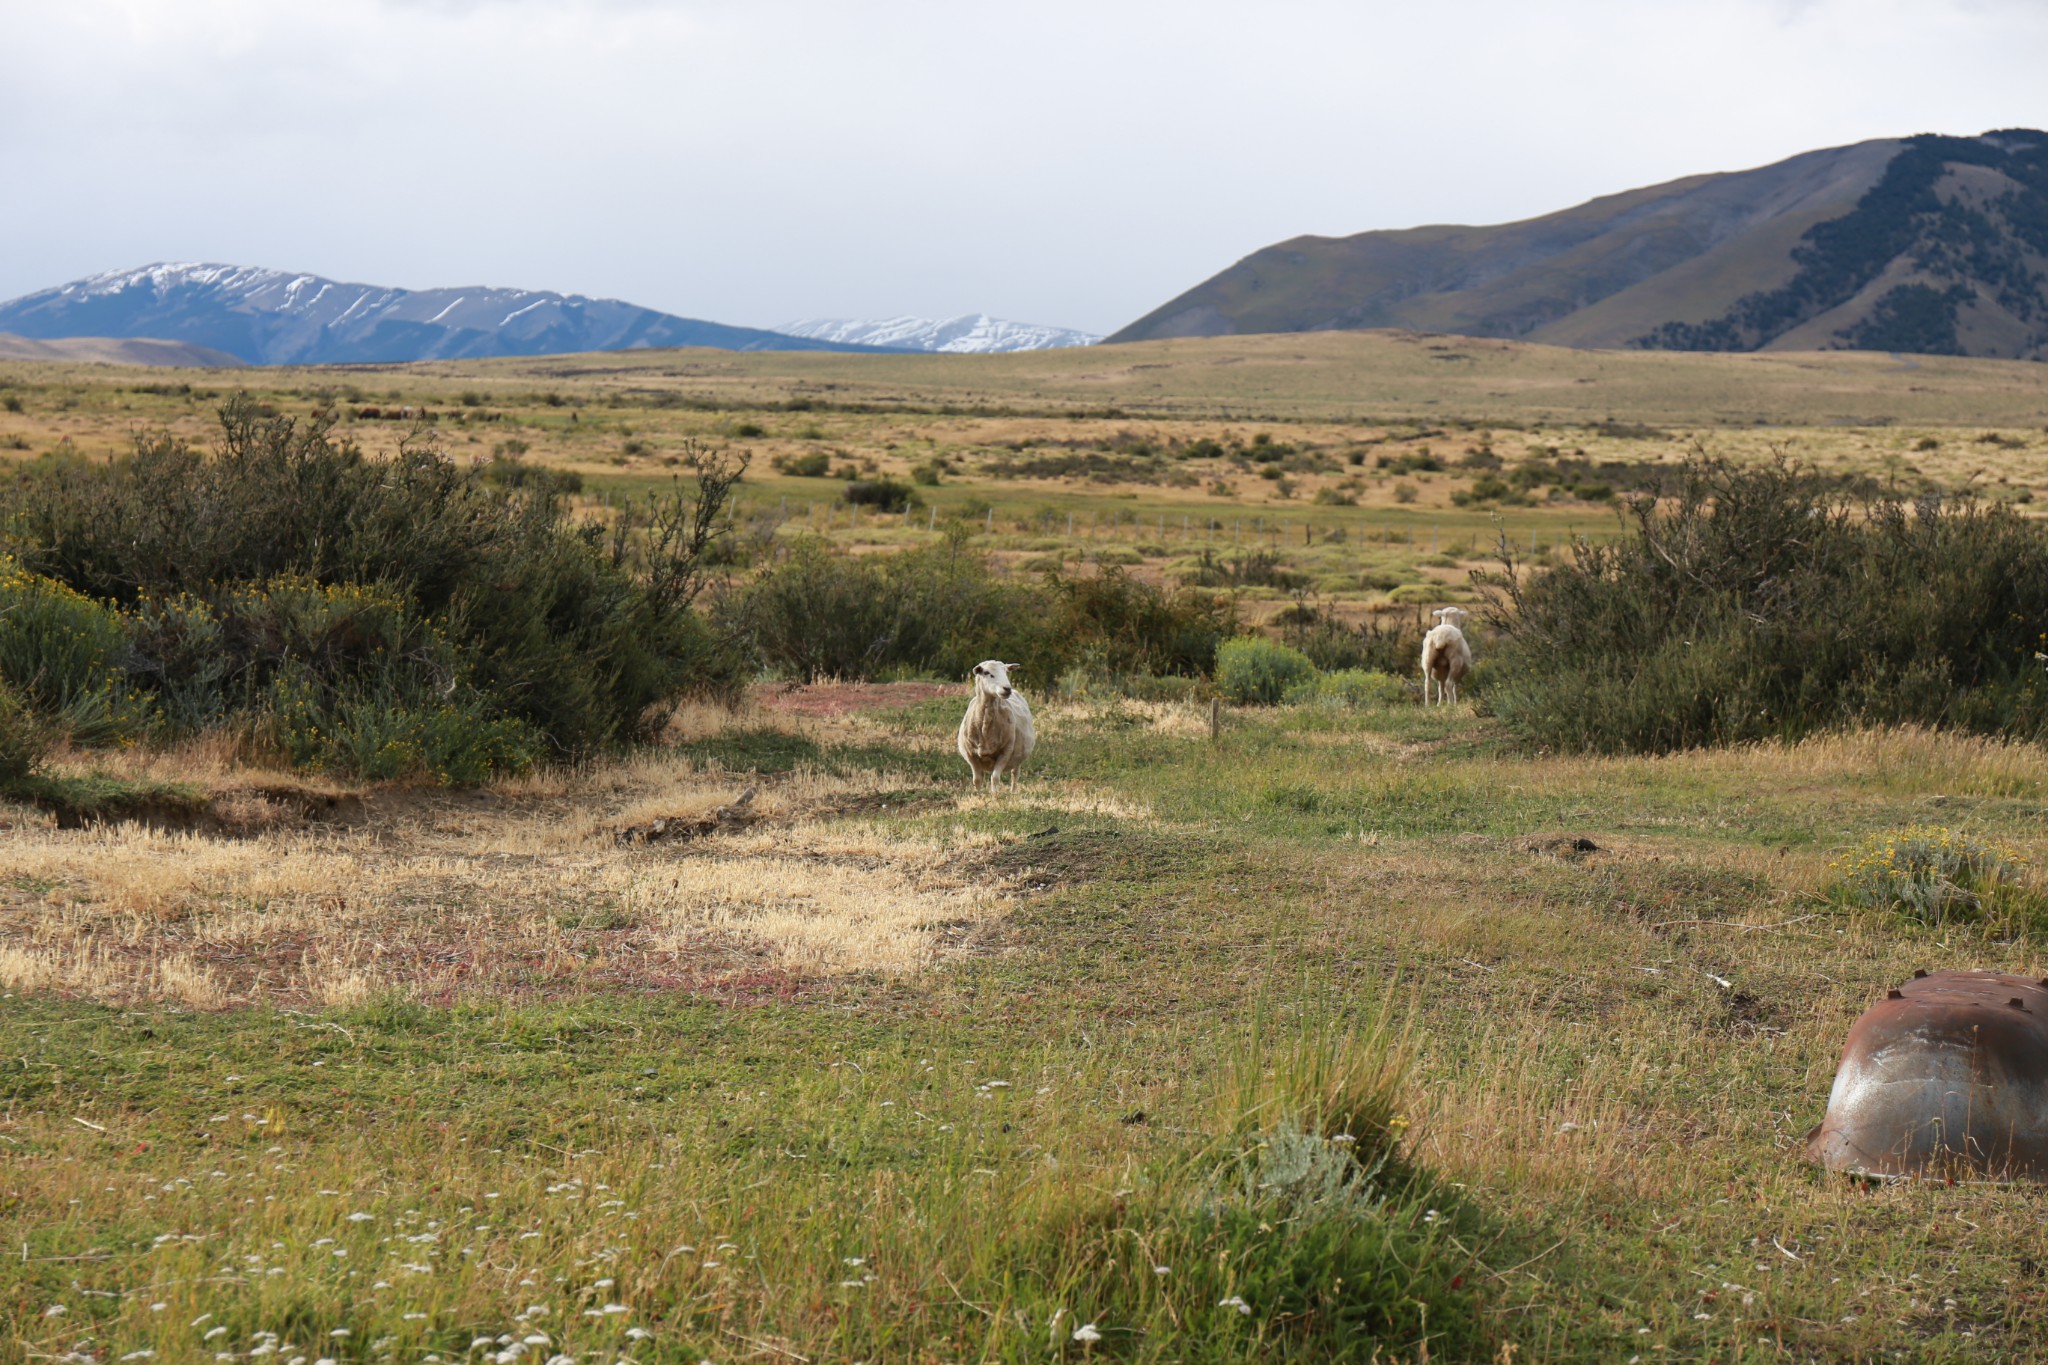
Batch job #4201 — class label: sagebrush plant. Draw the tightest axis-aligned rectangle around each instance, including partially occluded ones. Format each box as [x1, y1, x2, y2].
[1482, 453, 2048, 753]
[1828, 825, 2030, 924]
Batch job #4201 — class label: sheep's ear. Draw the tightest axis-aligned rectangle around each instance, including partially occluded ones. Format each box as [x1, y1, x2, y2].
[1005, 662, 1022, 672]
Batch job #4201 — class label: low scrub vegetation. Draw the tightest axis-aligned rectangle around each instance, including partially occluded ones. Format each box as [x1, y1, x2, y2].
[1484, 456, 2048, 753]
[0, 398, 744, 782]
[719, 533, 1234, 682]
[1828, 824, 2037, 927]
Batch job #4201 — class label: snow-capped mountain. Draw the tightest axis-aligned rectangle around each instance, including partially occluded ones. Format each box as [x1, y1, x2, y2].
[0, 264, 884, 366]
[777, 314, 1101, 354]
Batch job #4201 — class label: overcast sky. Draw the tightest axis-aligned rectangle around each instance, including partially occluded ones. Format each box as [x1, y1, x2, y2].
[4, 0, 2046, 334]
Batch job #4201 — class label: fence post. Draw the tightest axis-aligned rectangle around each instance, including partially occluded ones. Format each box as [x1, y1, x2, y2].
[986, 506, 993, 533]
[1210, 698, 1220, 743]
[929, 505, 936, 531]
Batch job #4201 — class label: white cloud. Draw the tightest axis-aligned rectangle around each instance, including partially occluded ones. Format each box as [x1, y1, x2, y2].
[1, 0, 2044, 333]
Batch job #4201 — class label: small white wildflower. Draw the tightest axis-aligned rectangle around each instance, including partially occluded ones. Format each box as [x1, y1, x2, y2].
[602, 1305, 628, 1316]
[121, 1353, 157, 1362]
[545, 1355, 575, 1365]
[1330, 1133, 1356, 1145]
[329, 1330, 350, 1338]
[1218, 1296, 1251, 1315]
[1153, 1265, 1170, 1275]
[1423, 1209, 1440, 1223]
[204, 1327, 228, 1340]
[347, 1212, 374, 1222]
[403, 1313, 428, 1321]
[43, 1304, 67, 1317]
[624, 1329, 652, 1342]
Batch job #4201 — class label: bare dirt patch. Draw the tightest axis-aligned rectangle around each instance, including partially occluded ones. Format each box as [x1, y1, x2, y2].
[751, 680, 958, 718]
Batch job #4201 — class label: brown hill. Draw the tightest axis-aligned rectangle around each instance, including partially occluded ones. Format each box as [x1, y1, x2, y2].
[1111, 131, 2048, 361]
[0, 332, 243, 368]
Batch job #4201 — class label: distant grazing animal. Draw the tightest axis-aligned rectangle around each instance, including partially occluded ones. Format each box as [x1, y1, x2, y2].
[957, 659, 1037, 790]
[1420, 607, 1473, 706]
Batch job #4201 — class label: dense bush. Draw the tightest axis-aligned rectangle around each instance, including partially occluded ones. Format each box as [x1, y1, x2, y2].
[842, 479, 919, 512]
[1215, 637, 1316, 705]
[0, 398, 746, 778]
[1276, 603, 1427, 676]
[720, 534, 1234, 683]
[1483, 456, 2048, 753]
[0, 558, 151, 745]
[772, 451, 832, 477]
[0, 680, 50, 782]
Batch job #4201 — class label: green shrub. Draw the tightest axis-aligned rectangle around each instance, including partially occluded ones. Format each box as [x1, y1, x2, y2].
[1286, 668, 1410, 708]
[1828, 826, 2029, 925]
[0, 557, 152, 745]
[723, 539, 1232, 683]
[0, 399, 746, 771]
[773, 451, 832, 477]
[477, 456, 581, 496]
[1277, 604, 1425, 674]
[909, 462, 943, 486]
[842, 479, 920, 512]
[1483, 455, 2048, 753]
[1216, 637, 1316, 705]
[0, 680, 51, 783]
[1047, 567, 1234, 679]
[270, 670, 539, 784]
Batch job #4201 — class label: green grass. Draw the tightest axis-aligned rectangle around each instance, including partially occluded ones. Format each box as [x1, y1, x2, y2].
[11, 688, 2048, 1361]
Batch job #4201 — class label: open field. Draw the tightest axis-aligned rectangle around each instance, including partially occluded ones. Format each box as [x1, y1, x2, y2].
[7, 339, 2048, 1361]
[9, 694, 2048, 1361]
[6, 332, 2048, 629]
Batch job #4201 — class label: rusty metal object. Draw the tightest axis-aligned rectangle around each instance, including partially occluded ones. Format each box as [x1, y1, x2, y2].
[1806, 970, 2048, 1181]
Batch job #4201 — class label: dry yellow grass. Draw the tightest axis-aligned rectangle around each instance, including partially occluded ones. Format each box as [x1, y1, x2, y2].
[0, 732, 1050, 1009]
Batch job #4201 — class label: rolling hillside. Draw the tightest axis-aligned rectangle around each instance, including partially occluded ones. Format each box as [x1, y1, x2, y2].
[0, 332, 241, 367]
[0, 264, 884, 366]
[1111, 130, 2048, 361]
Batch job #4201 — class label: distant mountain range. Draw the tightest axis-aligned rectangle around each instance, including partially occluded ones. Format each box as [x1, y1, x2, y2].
[777, 315, 1100, 353]
[0, 264, 887, 367]
[1111, 130, 2048, 360]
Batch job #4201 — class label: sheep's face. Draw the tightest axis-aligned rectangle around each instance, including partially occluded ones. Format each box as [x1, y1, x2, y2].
[970, 659, 1019, 701]
[1434, 607, 1470, 630]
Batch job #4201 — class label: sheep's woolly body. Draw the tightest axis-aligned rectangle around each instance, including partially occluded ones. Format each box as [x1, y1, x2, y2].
[1420, 608, 1473, 705]
[957, 660, 1037, 789]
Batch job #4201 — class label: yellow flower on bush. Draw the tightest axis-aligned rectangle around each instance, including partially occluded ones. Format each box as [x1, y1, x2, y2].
[1828, 825, 2026, 923]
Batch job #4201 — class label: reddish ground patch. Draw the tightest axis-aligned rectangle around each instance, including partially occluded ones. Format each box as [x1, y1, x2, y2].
[750, 680, 958, 718]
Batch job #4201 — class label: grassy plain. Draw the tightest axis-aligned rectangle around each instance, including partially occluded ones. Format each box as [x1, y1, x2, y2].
[5, 335, 2048, 1362]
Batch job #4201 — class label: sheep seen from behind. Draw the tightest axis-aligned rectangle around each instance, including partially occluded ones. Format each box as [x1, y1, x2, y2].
[1420, 606, 1473, 705]
[957, 659, 1037, 790]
